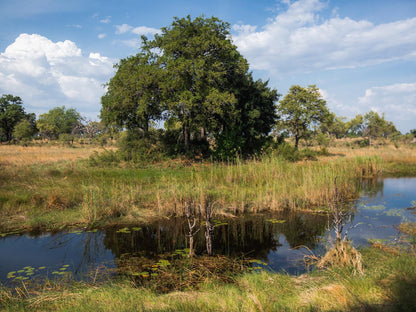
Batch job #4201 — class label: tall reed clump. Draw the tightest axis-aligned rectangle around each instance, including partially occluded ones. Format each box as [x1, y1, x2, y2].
[154, 155, 382, 216]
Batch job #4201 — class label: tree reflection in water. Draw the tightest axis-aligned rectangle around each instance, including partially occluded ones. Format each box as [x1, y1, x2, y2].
[102, 211, 328, 271]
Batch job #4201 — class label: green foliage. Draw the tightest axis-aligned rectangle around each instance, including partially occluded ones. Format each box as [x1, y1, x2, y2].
[12, 118, 37, 142]
[37, 106, 81, 140]
[101, 15, 279, 160]
[0, 94, 33, 142]
[117, 129, 167, 164]
[363, 111, 400, 144]
[277, 85, 330, 148]
[270, 142, 321, 162]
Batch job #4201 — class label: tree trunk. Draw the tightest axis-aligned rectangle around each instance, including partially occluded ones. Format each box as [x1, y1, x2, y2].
[205, 203, 214, 256]
[186, 203, 197, 258]
[295, 136, 300, 149]
[205, 219, 213, 256]
[200, 127, 205, 140]
[184, 122, 190, 151]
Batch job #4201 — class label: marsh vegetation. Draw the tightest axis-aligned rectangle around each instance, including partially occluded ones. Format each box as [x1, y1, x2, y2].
[1, 142, 416, 311]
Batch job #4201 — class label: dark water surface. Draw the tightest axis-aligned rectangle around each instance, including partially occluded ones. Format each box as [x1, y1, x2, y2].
[1, 178, 415, 285]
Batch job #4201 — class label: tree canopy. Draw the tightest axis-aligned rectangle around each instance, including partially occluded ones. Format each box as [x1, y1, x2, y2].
[277, 85, 330, 148]
[101, 15, 279, 157]
[0, 94, 35, 142]
[37, 106, 81, 140]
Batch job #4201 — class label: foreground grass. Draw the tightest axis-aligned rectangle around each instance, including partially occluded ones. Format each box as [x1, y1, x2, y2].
[1, 246, 415, 311]
[1, 144, 415, 233]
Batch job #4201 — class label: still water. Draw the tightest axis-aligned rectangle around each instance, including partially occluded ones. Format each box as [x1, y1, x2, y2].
[1, 178, 415, 284]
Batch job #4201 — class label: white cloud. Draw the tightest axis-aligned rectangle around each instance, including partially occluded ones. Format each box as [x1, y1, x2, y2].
[115, 24, 159, 38]
[100, 16, 111, 24]
[131, 26, 159, 36]
[233, 0, 416, 74]
[115, 24, 133, 34]
[0, 34, 115, 119]
[354, 82, 416, 133]
[98, 33, 107, 39]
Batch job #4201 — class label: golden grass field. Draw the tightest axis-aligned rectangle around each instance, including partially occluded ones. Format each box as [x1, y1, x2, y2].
[0, 144, 109, 166]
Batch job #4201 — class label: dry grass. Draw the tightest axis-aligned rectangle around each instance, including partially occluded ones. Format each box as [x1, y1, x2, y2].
[327, 143, 416, 162]
[318, 241, 364, 275]
[0, 144, 107, 167]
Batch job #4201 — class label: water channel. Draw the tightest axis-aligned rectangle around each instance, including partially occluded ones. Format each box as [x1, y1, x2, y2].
[1, 177, 415, 285]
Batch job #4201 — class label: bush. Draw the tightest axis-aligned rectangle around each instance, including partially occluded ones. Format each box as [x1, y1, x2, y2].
[118, 129, 167, 164]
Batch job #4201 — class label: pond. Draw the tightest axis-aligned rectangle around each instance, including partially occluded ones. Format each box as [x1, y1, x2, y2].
[1, 177, 415, 285]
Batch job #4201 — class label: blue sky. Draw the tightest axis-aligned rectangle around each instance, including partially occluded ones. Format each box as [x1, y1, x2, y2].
[1, 0, 415, 133]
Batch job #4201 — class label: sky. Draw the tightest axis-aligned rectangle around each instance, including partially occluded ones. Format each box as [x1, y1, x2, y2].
[0, 0, 415, 133]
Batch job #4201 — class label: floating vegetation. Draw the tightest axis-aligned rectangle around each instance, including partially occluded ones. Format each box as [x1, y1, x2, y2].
[116, 227, 141, 234]
[0, 230, 21, 237]
[6, 264, 72, 282]
[201, 220, 228, 227]
[248, 259, 268, 271]
[116, 227, 131, 234]
[172, 248, 190, 258]
[362, 204, 386, 211]
[266, 219, 286, 224]
[383, 209, 404, 217]
[69, 229, 83, 235]
[117, 254, 251, 293]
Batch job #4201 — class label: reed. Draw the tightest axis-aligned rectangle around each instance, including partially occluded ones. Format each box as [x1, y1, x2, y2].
[1, 143, 413, 232]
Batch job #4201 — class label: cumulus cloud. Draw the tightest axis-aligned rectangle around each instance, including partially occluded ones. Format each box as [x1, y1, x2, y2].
[233, 0, 416, 74]
[356, 82, 416, 133]
[115, 24, 133, 34]
[0, 34, 115, 119]
[131, 26, 159, 36]
[115, 24, 159, 37]
[100, 16, 111, 24]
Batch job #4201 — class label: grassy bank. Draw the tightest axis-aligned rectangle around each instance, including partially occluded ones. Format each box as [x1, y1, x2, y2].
[0, 144, 415, 233]
[1, 245, 415, 311]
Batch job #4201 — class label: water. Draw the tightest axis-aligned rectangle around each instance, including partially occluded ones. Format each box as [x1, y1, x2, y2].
[1, 177, 415, 285]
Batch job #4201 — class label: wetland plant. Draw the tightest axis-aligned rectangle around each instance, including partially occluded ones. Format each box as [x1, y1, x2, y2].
[318, 178, 363, 275]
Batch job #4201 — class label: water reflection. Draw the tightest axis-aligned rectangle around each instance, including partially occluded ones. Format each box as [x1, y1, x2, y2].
[1, 177, 416, 284]
[102, 212, 328, 262]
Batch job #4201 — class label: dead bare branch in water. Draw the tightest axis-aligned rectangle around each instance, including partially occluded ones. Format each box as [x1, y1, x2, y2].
[203, 200, 216, 256]
[185, 202, 200, 257]
[318, 178, 364, 275]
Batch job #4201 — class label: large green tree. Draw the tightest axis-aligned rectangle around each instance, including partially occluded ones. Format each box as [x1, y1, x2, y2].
[101, 15, 278, 157]
[0, 94, 34, 142]
[101, 50, 164, 134]
[362, 111, 399, 145]
[277, 85, 330, 148]
[37, 106, 81, 140]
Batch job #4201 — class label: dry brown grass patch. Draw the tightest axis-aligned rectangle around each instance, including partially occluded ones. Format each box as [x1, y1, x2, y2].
[318, 241, 364, 275]
[0, 144, 107, 166]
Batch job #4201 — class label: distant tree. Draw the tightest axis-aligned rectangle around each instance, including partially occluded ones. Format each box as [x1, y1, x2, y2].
[362, 111, 399, 145]
[0, 94, 30, 142]
[83, 120, 104, 142]
[277, 85, 330, 148]
[346, 114, 364, 137]
[13, 118, 37, 142]
[320, 113, 348, 139]
[37, 106, 81, 140]
[409, 129, 416, 137]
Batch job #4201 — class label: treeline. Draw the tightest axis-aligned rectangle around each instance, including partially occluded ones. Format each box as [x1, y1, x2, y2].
[1, 16, 415, 160]
[0, 95, 105, 145]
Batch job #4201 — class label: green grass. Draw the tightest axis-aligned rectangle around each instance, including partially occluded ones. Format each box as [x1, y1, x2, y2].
[1, 246, 415, 311]
[0, 155, 383, 233]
